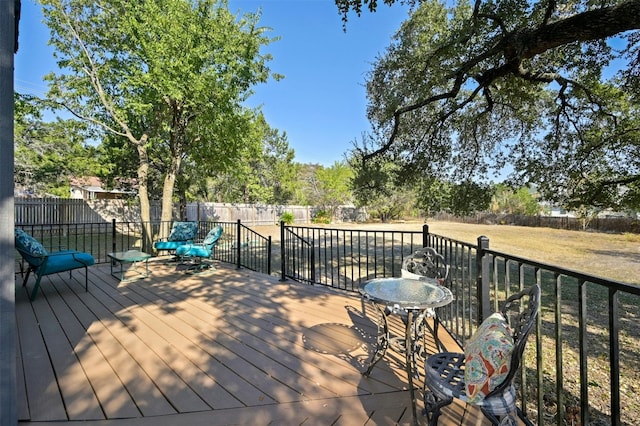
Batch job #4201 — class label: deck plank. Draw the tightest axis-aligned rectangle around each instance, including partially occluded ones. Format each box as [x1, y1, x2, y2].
[35, 282, 104, 420]
[15, 283, 67, 421]
[16, 261, 510, 426]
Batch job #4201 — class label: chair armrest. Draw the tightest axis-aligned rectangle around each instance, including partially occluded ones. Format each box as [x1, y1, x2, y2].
[71, 252, 94, 267]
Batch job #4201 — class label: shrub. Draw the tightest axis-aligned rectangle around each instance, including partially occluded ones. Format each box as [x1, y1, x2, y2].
[311, 210, 331, 224]
[279, 211, 295, 225]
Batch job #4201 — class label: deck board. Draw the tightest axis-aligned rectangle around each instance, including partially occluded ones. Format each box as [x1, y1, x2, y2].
[15, 260, 503, 425]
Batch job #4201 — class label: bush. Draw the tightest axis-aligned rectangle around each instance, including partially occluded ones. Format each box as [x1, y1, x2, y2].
[311, 210, 331, 224]
[279, 211, 295, 225]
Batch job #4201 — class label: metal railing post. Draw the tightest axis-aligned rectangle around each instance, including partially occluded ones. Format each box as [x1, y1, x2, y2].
[422, 224, 429, 247]
[111, 219, 117, 253]
[236, 219, 241, 269]
[267, 236, 272, 275]
[476, 235, 491, 324]
[279, 221, 286, 281]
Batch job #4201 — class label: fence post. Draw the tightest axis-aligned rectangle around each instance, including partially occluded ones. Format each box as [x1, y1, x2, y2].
[476, 235, 491, 324]
[280, 221, 286, 281]
[111, 219, 117, 254]
[267, 236, 272, 275]
[422, 224, 429, 247]
[236, 220, 241, 270]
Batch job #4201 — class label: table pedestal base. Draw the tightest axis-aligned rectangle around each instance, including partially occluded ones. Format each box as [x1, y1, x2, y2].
[363, 304, 431, 426]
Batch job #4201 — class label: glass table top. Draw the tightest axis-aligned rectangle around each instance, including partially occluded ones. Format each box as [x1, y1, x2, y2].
[108, 250, 152, 262]
[360, 277, 453, 310]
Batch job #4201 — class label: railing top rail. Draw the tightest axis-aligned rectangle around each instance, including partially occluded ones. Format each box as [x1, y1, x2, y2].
[285, 224, 423, 235]
[283, 226, 313, 244]
[239, 222, 270, 243]
[428, 232, 480, 250]
[485, 247, 640, 295]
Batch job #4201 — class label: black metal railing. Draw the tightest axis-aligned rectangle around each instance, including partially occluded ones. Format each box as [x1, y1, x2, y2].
[15, 219, 271, 275]
[281, 223, 427, 291]
[281, 224, 315, 283]
[13, 219, 638, 424]
[478, 245, 640, 426]
[281, 223, 639, 426]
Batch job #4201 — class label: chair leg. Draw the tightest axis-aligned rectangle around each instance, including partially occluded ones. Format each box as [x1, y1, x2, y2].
[481, 406, 524, 426]
[23, 267, 32, 287]
[517, 407, 535, 426]
[423, 389, 452, 426]
[29, 275, 43, 301]
[185, 258, 214, 275]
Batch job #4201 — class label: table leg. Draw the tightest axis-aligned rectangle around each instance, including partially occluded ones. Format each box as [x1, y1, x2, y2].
[109, 258, 124, 281]
[405, 310, 419, 426]
[363, 303, 389, 376]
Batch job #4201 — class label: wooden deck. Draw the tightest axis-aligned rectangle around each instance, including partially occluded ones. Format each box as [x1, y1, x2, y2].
[15, 259, 488, 425]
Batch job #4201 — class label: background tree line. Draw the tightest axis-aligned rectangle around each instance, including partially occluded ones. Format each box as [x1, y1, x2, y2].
[14, 91, 542, 223]
[13, 0, 640, 226]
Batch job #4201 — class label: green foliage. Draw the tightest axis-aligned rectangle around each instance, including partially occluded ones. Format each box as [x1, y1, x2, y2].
[423, 180, 493, 217]
[14, 93, 105, 197]
[279, 211, 295, 225]
[491, 184, 540, 215]
[41, 0, 277, 222]
[299, 162, 354, 218]
[349, 146, 417, 221]
[200, 116, 298, 204]
[311, 210, 331, 224]
[349, 142, 491, 218]
[340, 0, 640, 213]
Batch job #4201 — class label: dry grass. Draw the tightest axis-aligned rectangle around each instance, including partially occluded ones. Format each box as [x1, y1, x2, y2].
[256, 220, 640, 285]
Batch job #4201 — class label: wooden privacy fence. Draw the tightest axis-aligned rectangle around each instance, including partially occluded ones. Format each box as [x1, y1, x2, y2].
[14, 198, 107, 224]
[434, 212, 640, 233]
[14, 198, 366, 226]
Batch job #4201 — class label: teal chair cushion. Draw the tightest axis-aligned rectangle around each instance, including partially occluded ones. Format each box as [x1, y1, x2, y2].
[41, 251, 96, 274]
[175, 226, 223, 258]
[167, 222, 198, 242]
[175, 244, 210, 258]
[154, 221, 199, 252]
[15, 228, 48, 256]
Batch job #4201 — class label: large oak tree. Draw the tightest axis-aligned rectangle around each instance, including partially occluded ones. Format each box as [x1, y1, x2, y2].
[337, 0, 640, 213]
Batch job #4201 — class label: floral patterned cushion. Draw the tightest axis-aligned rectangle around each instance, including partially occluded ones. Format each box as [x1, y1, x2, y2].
[167, 221, 198, 242]
[15, 228, 48, 257]
[464, 312, 514, 403]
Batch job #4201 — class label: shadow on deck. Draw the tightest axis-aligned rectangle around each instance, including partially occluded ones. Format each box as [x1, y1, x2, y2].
[15, 259, 491, 425]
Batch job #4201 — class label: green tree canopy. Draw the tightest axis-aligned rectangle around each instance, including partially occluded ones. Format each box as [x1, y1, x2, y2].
[490, 184, 540, 215]
[198, 116, 298, 204]
[14, 93, 103, 197]
[310, 162, 354, 220]
[42, 0, 277, 244]
[337, 0, 640, 213]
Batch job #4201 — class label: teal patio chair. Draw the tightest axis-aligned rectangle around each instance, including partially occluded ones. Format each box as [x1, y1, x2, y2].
[14, 228, 95, 301]
[175, 225, 223, 274]
[153, 221, 199, 258]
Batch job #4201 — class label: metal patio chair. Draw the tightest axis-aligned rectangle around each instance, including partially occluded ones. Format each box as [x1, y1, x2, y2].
[153, 221, 199, 259]
[393, 247, 451, 353]
[14, 228, 95, 300]
[175, 225, 223, 274]
[423, 284, 540, 426]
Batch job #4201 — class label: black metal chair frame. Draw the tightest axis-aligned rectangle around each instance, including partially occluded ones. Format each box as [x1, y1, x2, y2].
[423, 284, 540, 426]
[396, 247, 451, 355]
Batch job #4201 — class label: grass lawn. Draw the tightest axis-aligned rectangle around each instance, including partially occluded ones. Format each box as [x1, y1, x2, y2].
[257, 220, 640, 286]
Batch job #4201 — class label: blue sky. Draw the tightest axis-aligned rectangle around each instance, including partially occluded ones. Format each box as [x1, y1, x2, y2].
[14, 0, 411, 166]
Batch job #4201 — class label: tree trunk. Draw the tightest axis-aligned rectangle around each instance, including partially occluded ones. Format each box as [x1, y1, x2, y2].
[160, 153, 181, 234]
[136, 137, 153, 252]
